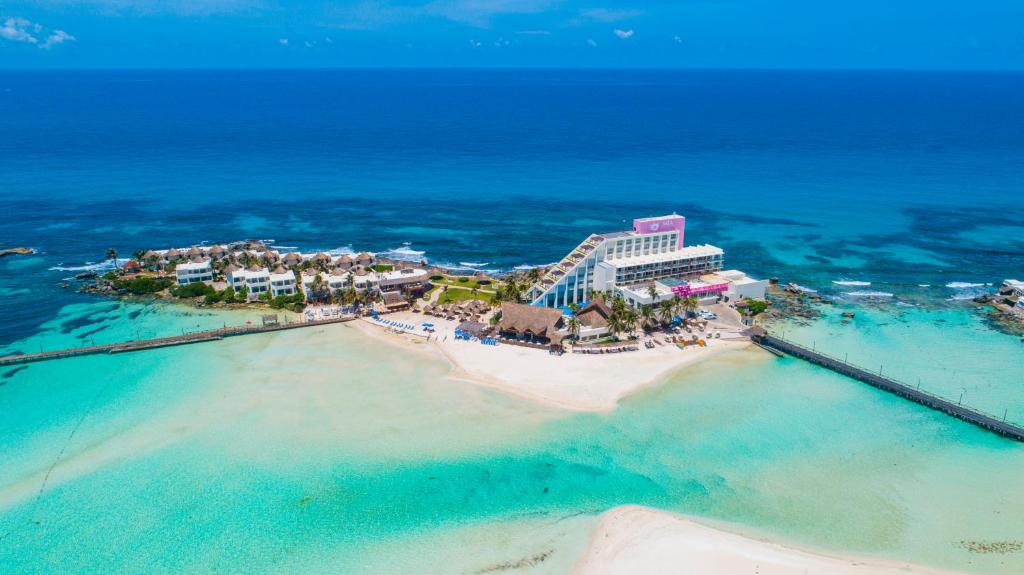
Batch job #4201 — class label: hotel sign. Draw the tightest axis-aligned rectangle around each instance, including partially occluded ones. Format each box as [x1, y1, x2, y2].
[633, 215, 685, 248]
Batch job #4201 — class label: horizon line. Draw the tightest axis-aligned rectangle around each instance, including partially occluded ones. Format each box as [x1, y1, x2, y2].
[2, 65, 1023, 73]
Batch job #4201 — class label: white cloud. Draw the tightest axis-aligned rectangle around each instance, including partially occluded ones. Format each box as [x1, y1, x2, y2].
[304, 40, 314, 48]
[278, 37, 289, 45]
[673, 35, 682, 44]
[324, 36, 333, 44]
[580, 8, 642, 23]
[40, 30, 76, 49]
[2, 17, 76, 49]
[613, 28, 634, 40]
[586, 38, 598, 47]
[1, 17, 39, 44]
[515, 29, 551, 35]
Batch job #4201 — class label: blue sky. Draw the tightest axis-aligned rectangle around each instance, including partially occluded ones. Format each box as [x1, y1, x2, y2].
[1, 0, 1022, 69]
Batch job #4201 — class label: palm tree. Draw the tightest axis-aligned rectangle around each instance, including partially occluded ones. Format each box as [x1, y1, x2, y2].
[671, 295, 684, 318]
[106, 247, 119, 271]
[639, 305, 654, 331]
[646, 284, 658, 303]
[623, 309, 639, 337]
[657, 300, 675, 326]
[606, 312, 624, 340]
[566, 315, 581, 343]
[682, 296, 699, 318]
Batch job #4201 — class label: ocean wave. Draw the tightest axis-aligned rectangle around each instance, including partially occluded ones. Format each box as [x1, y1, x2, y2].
[918, 284, 931, 288]
[945, 282, 990, 289]
[458, 262, 489, 268]
[270, 245, 299, 250]
[378, 244, 426, 263]
[947, 293, 981, 301]
[327, 246, 355, 256]
[833, 280, 871, 286]
[49, 258, 127, 272]
[790, 284, 817, 293]
[514, 263, 555, 271]
[845, 290, 894, 298]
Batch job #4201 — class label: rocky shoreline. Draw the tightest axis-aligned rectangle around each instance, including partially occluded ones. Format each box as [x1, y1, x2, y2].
[0, 247, 34, 258]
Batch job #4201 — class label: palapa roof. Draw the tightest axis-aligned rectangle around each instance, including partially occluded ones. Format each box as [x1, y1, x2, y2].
[313, 252, 332, 262]
[142, 250, 160, 259]
[498, 302, 564, 342]
[335, 254, 353, 264]
[382, 291, 407, 307]
[209, 245, 226, 255]
[272, 265, 288, 274]
[356, 252, 373, 261]
[187, 246, 203, 256]
[223, 263, 241, 273]
[247, 264, 264, 272]
[283, 252, 303, 263]
[164, 248, 181, 258]
[576, 300, 613, 329]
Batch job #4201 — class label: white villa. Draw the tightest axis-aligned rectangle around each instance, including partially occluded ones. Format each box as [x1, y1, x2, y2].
[269, 269, 298, 297]
[174, 259, 213, 286]
[225, 265, 271, 302]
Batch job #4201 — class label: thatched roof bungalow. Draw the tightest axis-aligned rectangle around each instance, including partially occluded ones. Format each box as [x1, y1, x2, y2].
[498, 302, 565, 345]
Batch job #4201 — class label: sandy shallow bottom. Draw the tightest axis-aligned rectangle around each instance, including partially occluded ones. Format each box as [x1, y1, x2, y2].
[353, 311, 747, 411]
[3, 304, 1023, 574]
[575, 506, 960, 575]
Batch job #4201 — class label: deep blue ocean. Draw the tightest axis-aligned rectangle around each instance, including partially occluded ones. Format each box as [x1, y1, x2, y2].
[1, 69, 1023, 346]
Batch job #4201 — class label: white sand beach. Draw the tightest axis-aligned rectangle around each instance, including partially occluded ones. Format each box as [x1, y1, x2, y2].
[575, 506, 960, 575]
[352, 311, 748, 411]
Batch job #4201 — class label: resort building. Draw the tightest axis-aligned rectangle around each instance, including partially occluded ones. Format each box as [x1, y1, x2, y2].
[572, 300, 613, 341]
[378, 267, 429, 293]
[226, 266, 271, 301]
[268, 269, 298, 297]
[497, 302, 565, 346]
[174, 259, 214, 286]
[708, 270, 769, 301]
[527, 214, 725, 308]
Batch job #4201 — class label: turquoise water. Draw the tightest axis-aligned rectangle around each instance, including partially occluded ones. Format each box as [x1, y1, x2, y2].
[1, 302, 1022, 573]
[2, 69, 1023, 572]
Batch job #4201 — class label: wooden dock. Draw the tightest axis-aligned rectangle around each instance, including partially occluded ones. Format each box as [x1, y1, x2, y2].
[752, 332, 1024, 442]
[0, 316, 356, 367]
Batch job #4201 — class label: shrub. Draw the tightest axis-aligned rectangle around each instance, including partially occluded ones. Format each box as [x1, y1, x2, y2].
[456, 276, 470, 283]
[113, 276, 174, 295]
[745, 298, 769, 315]
[172, 282, 216, 299]
[430, 275, 444, 281]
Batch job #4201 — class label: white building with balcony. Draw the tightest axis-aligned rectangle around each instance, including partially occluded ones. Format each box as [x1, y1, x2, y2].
[227, 266, 271, 301]
[175, 259, 213, 286]
[269, 270, 298, 297]
[526, 214, 725, 308]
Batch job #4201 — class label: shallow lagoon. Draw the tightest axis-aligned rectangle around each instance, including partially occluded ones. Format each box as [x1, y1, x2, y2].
[1, 301, 1022, 574]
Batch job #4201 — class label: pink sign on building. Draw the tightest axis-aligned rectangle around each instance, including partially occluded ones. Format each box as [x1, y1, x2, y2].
[632, 214, 685, 248]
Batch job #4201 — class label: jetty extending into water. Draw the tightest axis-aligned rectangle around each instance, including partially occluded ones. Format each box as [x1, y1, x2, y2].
[751, 330, 1024, 442]
[0, 316, 356, 367]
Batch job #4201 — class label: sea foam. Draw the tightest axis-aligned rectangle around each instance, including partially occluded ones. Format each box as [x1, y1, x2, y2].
[833, 280, 871, 286]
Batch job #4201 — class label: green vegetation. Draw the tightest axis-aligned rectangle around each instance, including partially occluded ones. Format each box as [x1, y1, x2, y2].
[745, 298, 769, 315]
[371, 264, 394, 272]
[269, 292, 306, 311]
[113, 276, 174, 295]
[172, 282, 216, 299]
[204, 286, 238, 305]
[430, 275, 501, 291]
[435, 287, 494, 305]
[102, 271, 118, 281]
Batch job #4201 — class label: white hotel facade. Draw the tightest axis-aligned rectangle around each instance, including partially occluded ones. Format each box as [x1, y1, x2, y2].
[527, 215, 728, 308]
